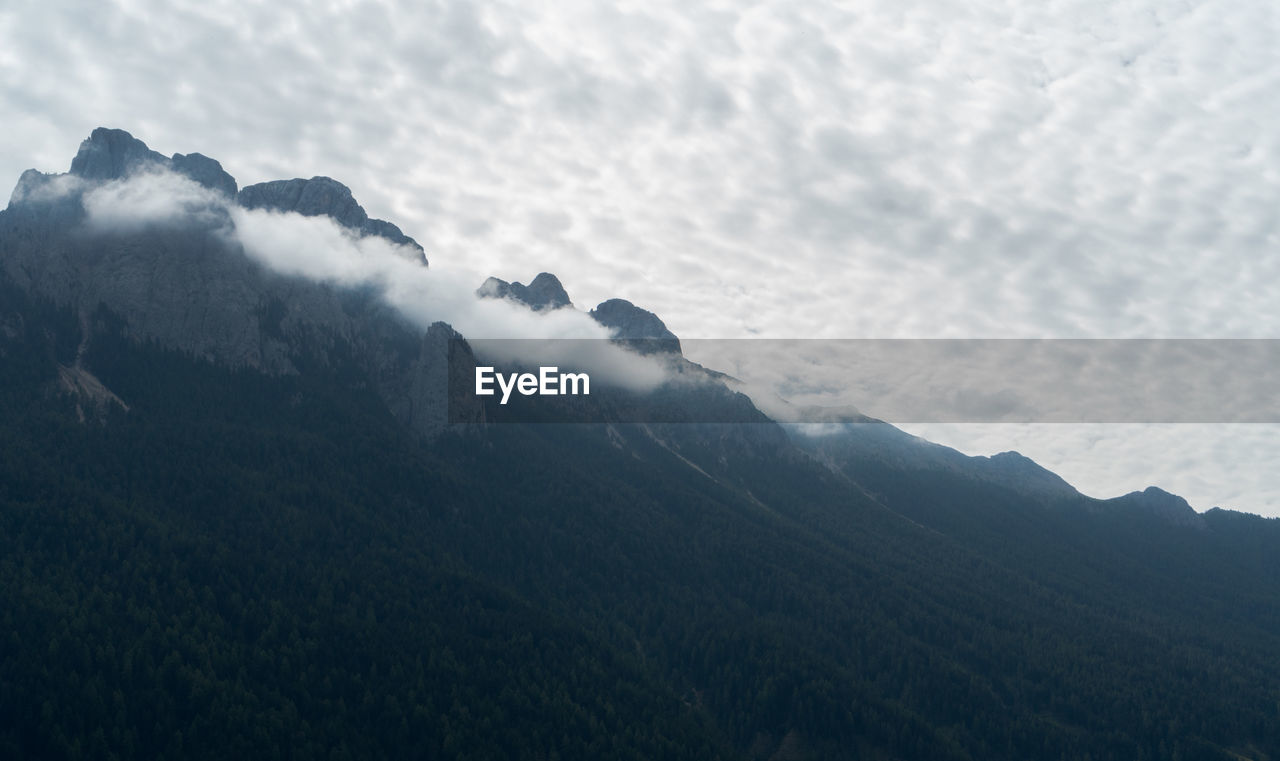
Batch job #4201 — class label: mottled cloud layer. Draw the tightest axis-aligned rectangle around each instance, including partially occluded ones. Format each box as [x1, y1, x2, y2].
[3, 0, 1278, 513]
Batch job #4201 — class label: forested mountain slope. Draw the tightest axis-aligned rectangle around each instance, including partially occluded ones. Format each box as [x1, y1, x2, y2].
[2, 131, 1279, 761]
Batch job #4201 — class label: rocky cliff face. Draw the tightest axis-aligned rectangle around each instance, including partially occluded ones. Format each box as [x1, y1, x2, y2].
[0, 128, 472, 436]
[171, 153, 238, 197]
[68, 127, 239, 196]
[69, 128, 169, 181]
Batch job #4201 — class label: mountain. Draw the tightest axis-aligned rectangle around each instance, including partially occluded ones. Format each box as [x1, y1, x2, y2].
[476, 272, 572, 311]
[590, 298, 682, 355]
[1105, 486, 1207, 529]
[3, 129, 1280, 761]
[2, 128, 467, 438]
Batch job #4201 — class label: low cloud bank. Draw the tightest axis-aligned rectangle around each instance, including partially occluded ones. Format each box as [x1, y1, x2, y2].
[83, 169, 225, 232]
[74, 168, 668, 393]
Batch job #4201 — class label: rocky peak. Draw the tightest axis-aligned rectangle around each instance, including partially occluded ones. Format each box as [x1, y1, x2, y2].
[63, 129, 237, 197]
[25, 129, 424, 262]
[589, 298, 681, 355]
[237, 177, 426, 264]
[524, 273, 572, 310]
[238, 177, 362, 224]
[476, 272, 572, 311]
[69, 127, 168, 180]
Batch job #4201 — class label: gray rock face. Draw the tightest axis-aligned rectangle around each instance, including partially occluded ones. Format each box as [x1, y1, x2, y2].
[68, 129, 238, 197]
[69, 127, 168, 180]
[238, 177, 426, 264]
[382, 321, 485, 431]
[589, 298, 681, 355]
[1, 128, 463, 437]
[476, 272, 572, 311]
[1, 205, 465, 437]
[171, 153, 238, 196]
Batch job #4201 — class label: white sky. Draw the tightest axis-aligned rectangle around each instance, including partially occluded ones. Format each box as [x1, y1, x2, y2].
[3, 0, 1279, 514]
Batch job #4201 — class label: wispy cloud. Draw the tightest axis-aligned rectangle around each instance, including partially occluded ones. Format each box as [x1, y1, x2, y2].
[83, 169, 225, 231]
[72, 166, 668, 391]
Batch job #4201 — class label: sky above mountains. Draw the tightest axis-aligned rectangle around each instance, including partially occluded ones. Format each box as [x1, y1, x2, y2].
[2, 0, 1278, 515]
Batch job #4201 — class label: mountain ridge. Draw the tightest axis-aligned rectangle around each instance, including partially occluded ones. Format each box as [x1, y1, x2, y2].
[4, 127, 1278, 761]
[1, 127, 1232, 521]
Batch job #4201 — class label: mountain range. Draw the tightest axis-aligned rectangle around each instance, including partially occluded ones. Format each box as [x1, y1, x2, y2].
[2, 129, 1278, 761]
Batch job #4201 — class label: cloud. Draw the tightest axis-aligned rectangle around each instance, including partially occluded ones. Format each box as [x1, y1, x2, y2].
[5, 0, 1278, 341]
[3, 0, 1280, 512]
[228, 201, 670, 390]
[8, 171, 84, 205]
[71, 166, 669, 392]
[83, 169, 226, 231]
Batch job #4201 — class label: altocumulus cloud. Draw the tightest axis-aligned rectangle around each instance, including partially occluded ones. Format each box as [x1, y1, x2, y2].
[3, 0, 1280, 512]
[2, 0, 1277, 340]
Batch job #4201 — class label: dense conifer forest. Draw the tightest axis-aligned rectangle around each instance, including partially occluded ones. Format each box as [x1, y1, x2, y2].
[3, 277, 1280, 760]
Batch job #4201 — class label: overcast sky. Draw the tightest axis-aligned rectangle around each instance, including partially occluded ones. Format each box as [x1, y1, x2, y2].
[3, 0, 1279, 514]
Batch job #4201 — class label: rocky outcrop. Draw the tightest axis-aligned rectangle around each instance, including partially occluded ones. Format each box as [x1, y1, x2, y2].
[476, 272, 572, 311]
[67, 127, 238, 196]
[589, 298, 681, 355]
[171, 153, 238, 196]
[238, 177, 426, 263]
[69, 128, 168, 180]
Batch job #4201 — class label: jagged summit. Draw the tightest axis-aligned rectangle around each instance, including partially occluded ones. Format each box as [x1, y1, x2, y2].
[1, 128, 461, 436]
[476, 272, 572, 311]
[238, 177, 423, 257]
[69, 127, 167, 180]
[68, 127, 238, 196]
[589, 298, 681, 355]
[474, 274, 681, 355]
[18, 127, 423, 261]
